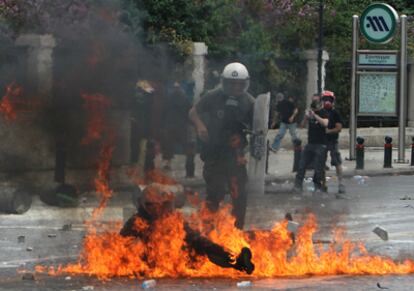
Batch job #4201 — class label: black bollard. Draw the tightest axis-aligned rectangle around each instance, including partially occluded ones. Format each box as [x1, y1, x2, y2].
[292, 138, 302, 172]
[411, 137, 414, 166]
[384, 136, 393, 168]
[355, 136, 365, 170]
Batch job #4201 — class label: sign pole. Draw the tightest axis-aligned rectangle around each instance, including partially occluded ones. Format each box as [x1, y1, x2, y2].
[350, 15, 358, 160]
[397, 14, 407, 163]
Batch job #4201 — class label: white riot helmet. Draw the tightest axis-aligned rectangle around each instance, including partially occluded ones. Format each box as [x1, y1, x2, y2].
[220, 62, 250, 96]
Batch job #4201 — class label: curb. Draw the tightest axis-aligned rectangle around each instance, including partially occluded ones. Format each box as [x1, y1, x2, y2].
[175, 168, 414, 186]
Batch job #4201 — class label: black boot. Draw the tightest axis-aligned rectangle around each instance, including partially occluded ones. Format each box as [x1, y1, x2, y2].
[233, 247, 255, 274]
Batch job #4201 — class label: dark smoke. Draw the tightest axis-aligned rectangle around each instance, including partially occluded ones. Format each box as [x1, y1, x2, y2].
[0, 0, 175, 185]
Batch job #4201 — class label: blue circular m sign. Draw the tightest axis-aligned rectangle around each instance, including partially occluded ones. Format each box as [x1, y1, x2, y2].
[360, 3, 399, 44]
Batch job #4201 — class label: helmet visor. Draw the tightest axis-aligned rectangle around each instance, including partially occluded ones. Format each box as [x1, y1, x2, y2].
[221, 78, 249, 96]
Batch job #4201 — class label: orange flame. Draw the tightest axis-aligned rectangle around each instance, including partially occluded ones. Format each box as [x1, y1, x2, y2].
[81, 93, 111, 145]
[90, 142, 115, 219]
[0, 83, 33, 121]
[36, 202, 414, 279]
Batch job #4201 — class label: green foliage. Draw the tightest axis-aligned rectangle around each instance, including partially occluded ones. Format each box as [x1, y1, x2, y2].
[3, 0, 414, 122]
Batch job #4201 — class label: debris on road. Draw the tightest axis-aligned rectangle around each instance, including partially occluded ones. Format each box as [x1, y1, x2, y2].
[142, 279, 157, 289]
[22, 272, 35, 280]
[237, 280, 252, 288]
[373, 226, 389, 241]
[61, 224, 72, 231]
[377, 282, 389, 289]
[353, 175, 368, 185]
[17, 235, 25, 243]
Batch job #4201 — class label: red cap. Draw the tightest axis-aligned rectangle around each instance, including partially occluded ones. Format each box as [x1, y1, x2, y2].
[322, 90, 335, 100]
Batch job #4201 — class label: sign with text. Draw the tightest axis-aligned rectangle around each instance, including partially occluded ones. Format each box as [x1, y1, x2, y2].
[358, 73, 397, 116]
[358, 53, 397, 67]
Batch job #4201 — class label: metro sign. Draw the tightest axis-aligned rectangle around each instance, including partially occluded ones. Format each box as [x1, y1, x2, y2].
[360, 3, 399, 44]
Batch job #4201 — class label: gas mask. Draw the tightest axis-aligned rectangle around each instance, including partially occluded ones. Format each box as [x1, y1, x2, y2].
[322, 96, 334, 110]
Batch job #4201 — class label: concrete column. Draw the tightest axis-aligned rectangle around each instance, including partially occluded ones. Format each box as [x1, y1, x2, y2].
[191, 42, 208, 103]
[15, 34, 56, 98]
[304, 49, 329, 107]
[407, 60, 414, 127]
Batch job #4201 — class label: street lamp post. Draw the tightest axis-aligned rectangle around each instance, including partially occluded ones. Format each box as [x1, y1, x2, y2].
[317, 0, 324, 95]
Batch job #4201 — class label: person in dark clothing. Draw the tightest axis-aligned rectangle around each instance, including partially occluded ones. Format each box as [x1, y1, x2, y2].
[189, 62, 255, 230]
[161, 81, 195, 177]
[270, 93, 299, 153]
[293, 94, 329, 193]
[321, 90, 346, 195]
[130, 80, 157, 173]
[120, 184, 255, 274]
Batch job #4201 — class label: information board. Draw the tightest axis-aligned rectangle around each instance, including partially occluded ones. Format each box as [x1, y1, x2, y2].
[358, 73, 397, 115]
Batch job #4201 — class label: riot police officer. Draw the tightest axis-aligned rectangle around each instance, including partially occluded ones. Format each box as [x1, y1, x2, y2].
[189, 62, 255, 229]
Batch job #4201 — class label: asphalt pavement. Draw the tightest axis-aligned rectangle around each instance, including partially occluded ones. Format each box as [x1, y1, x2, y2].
[1, 145, 414, 290]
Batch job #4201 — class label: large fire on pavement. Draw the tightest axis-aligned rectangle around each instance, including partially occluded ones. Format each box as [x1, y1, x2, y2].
[30, 87, 414, 280]
[34, 159, 414, 279]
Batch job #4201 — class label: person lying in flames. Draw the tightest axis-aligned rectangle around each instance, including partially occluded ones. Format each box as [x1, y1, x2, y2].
[120, 184, 255, 274]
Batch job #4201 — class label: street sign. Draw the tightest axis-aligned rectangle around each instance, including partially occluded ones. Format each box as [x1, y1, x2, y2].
[360, 3, 398, 44]
[358, 52, 397, 67]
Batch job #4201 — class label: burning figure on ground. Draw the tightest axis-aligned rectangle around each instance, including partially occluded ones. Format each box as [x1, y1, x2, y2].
[120, 184, 255, 274]
[189, 62, 254, 229]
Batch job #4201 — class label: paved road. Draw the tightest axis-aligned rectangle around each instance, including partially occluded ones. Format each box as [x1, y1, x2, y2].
[1, 175, 414, 290]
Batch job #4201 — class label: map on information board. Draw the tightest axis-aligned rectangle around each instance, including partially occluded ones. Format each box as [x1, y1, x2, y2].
[358, 73, 397, 115]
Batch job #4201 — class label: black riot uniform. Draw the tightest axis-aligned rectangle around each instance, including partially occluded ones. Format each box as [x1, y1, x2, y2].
[195, 87, 254, 229]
